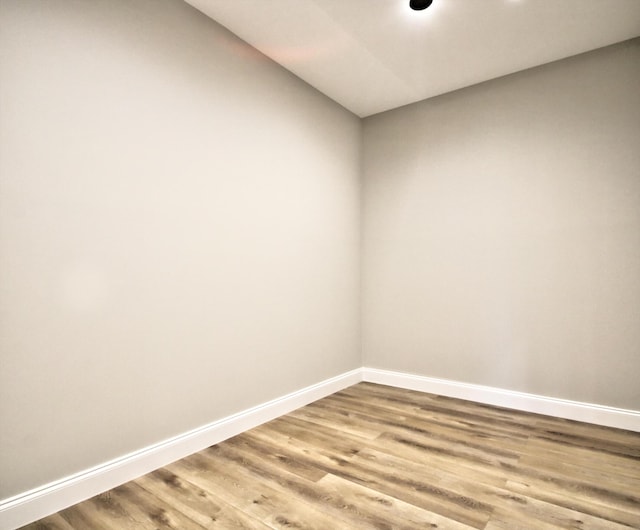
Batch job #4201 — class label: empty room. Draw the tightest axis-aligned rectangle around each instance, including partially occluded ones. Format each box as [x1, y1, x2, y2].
[1, 0, 639, 528]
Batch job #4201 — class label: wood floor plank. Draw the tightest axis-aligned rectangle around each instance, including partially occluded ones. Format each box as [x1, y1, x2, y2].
[18, 513, 76, 530]
[505, 479, 640, 528]
[341, 383, 540, 427]
[232, 427, 332, 482]
[135, 468, 270, 529]
[486, 491, 637, 530]
[349, 445, 637, 529]
[21, 382, 640, 530]
[305, 395, 536, 473]
[521, 436, 640, 478]
[518, 452, 640, 492]
[167, 453, 292, 525]
[170, 450, 346, 529]
[534, 416, 640, 446]
[265, 414, 368, 457]
[501, 460, 640, 514]
[243, 419, 494, 528]
[209, 438, 481, 529]
[235, 428, 355, 482]
[287, 404, 382, 440]
[105, 482, 206, 529]
[197, 446, 370, 529]
[57, 494, 118, 530]
[316, 473, 476, 530]
[328, 388, 540, 442]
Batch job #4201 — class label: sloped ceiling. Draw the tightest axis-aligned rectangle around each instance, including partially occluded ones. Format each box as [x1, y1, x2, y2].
[185, 0, 640, 117]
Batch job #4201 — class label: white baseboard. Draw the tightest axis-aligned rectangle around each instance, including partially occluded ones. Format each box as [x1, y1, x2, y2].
[0, 368, 363, 530]
[4, 366, 639, 529]
[362, 367, 640, 432]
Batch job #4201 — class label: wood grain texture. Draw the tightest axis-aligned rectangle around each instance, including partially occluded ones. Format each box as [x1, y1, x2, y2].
[20, 383, 640, 529]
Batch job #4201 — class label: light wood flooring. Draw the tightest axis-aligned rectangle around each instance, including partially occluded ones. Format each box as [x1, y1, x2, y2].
[22, 382, 640, 529]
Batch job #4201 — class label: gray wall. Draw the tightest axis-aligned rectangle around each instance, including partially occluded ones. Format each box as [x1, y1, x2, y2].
[2, 0, 639, 505]
[0, 0, 361, 499]
[362, 39, 640, 411]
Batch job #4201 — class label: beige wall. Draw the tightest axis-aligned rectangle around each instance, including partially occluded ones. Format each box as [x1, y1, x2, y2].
[0, 0, 361, 499]
[362, 39, 640, 411]
[2, 0, 639, 505]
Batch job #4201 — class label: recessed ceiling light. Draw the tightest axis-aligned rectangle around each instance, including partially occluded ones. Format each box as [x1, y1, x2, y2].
[409, 0, 433, 10]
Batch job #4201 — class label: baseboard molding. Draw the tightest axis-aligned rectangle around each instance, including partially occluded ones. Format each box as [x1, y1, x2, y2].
[0, 368, 363, 530]
[362, 367, 640, 432]
[4, 366, 639, 529]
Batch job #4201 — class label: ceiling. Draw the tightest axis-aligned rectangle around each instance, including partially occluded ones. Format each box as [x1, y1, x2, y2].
[184, 0, 640, 117]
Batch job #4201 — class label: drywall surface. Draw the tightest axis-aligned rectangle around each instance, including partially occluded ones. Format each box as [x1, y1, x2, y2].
[362, 39, 640, 410]
[0, 0, 360, 499]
